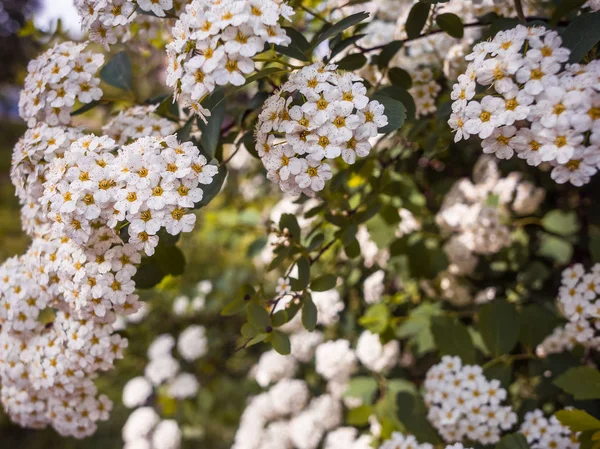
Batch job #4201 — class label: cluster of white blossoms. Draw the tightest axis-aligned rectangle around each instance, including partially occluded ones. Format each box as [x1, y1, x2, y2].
[18, 41, 104, 127]
[424, 356, 518, 444]
[166, 0, 293, 120]
[74, 0, 175, 49]
[40, 134, 217, 255]
[121, 328, 207, 449]
[172, 279, 211, 315]
[450, 25, 600, 187]
[435, 156, 544, 305]
[233, 288, 398, 449]
[256, 63, 388, 195]
[519, 409, 579, 449]
[103, 105, 178, 145]
[10, 124, 84, 235]
[380, 433, 473, 449]
[538, 263, 600, 355]
[410, 68, 441, 118]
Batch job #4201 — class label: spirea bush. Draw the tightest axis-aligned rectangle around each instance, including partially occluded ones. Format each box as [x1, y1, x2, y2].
[3, 0, 600, 448]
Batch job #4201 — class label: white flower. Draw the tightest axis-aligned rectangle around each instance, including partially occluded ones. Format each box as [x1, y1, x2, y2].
[482, 126, 517, 159]
[152, 420, 181, 449]
[177, 325, 208, 362]
[122, 376, 153, 408]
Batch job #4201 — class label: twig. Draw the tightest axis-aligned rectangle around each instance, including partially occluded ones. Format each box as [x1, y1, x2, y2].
[298, 4, 331, 24]
[514, 0, 527, 24]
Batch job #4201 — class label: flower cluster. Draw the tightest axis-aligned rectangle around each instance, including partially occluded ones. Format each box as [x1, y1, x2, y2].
[449, 25, 600, 186]
[380, 433, 474, 449]
[256, 63, 388, 195]
[10, 124, 84, 235]
[520, 409, 579, 449]
[166, 0, 293, 120]
[103, 105, 178, 145]
[410, 68, 441, 118]
[18, 41, 104, 127]
[424, 356, 518, 444]
[233, 290, 393, 449]
[435, 156, 544, 305]
[74, 0, 176, 49]
[172, 279, 211, 315]
[41, 134, 217, 255]
[539, 263, 600, 355]
[121, 328, 207, 449]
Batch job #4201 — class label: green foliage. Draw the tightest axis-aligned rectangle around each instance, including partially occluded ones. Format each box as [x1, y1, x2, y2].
[556, 409, 600, 432]
[100, 52, 132, 91]
[542, 210, 580, 236]
[406, 2, 431, 39]
[562, 11, 600, 62]
[435, 13, 464, 38]
[554, 367, 600, 400]
[431, 316, 476, 363]
[478, 300, 520, 357]
[495, 433, 530, 449]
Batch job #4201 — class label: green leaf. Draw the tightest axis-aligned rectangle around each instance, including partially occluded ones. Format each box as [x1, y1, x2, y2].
[555, 367, 600, 400]
[372, 93, 406, 133]
[221, 298, 247, 316]
[177, 116, 194, 142]
[330, 34, 366, 60]
[244, 67, 287, 86]
[377, 40, 403, 68]
[519, 304, 560, 349]
[270, 330, 291, 355]
[133, 259, 165, 289]
[388, 67, 412, 89]
[542, 210, 580, 236]
[484, 360, 513, 390]
[311, 12, 370, 48]
[247, 237, 268, 258]
[555, 409, 600, 432]
[246, 333, 268, 347]
[71, 100, 101, 116]
[241, 131, 259, 159]
[100, 52, 132, 91]
[347, 405, 374, 426]
[406, 2, 431, 39]
[435, 13, 464, 38]
[359, 303, 390, 334]
[478, 300, 520, 357]
[431, 316, 476, 364]
[199, 90, 226, 158]
[375, 85, 416, 121]
[274, 44, 310, 61]
[247, 302, 271, 331]
[295, 256, 311, 290]
[310, 274, 336, 292]
[538, 233, 574, 264]
[562, 11, 600, 63]
[344, 238, 361, 259]
[279, 213, 301, 241]
[495, 433, 530, 449]
[194, 164, 226, 209]
[344, 377, 379, 405]
[283, 26, 310, 50]
[336, 53, 367, 70]
[307, 233, 325, 251]
[302, 293, 318, 331]
[396, 392, 440, 444]
[155, 244, 186, 276]
[551, 0, 587, 23]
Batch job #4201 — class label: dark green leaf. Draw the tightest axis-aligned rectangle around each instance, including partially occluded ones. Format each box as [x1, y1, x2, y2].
[336, 53, 367, 70]
[307, 233, 325, 251]
[495, 433, 530, 449]
[374, 86, 416, 121]
[478, 300, 520, 357]
[551, 0, 587, 24]
[435, 13, 464, 38]
[241, 131, 259, 159]
[199, 91, 226, 158]
[330, 34, 366, 59]
[372, 94, 406, 133]
[71, 100, 101, 116]
[133, 260, 164, 289]
[247, 237, 268, 258]
[344, 238, 361, 259]
[296, 256, 310, 290]
[247, 302, 271, 331]
[555, 367, 600, 400]
[542, 210, 580, 236]
[519, 304, 560, 349]
[484, 360, 513, 390]
[562, 11, 600, 63]
[155, 244, 186, 276]
[310, 274, 337, 292]
[270, 330, 291, 355]
[280, 213, 301, 241]
[377, 40, 403, 68]
[388, 67, 413, 89]
[274, 44, 310, 61]
[194, 164, 226, 208]
[244, 67, 287, 86]
[311, 12, 370, 48]
[246, 333, 268, 347]
[406, 2, 431, 39]
[396, 392, 440, 444]
[431, 316, 476, 364]
[100, 52, 132, 91]
[283, 26, 310, 50]
[302, 293, 318, 331]
[177, 116, 194, 142]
